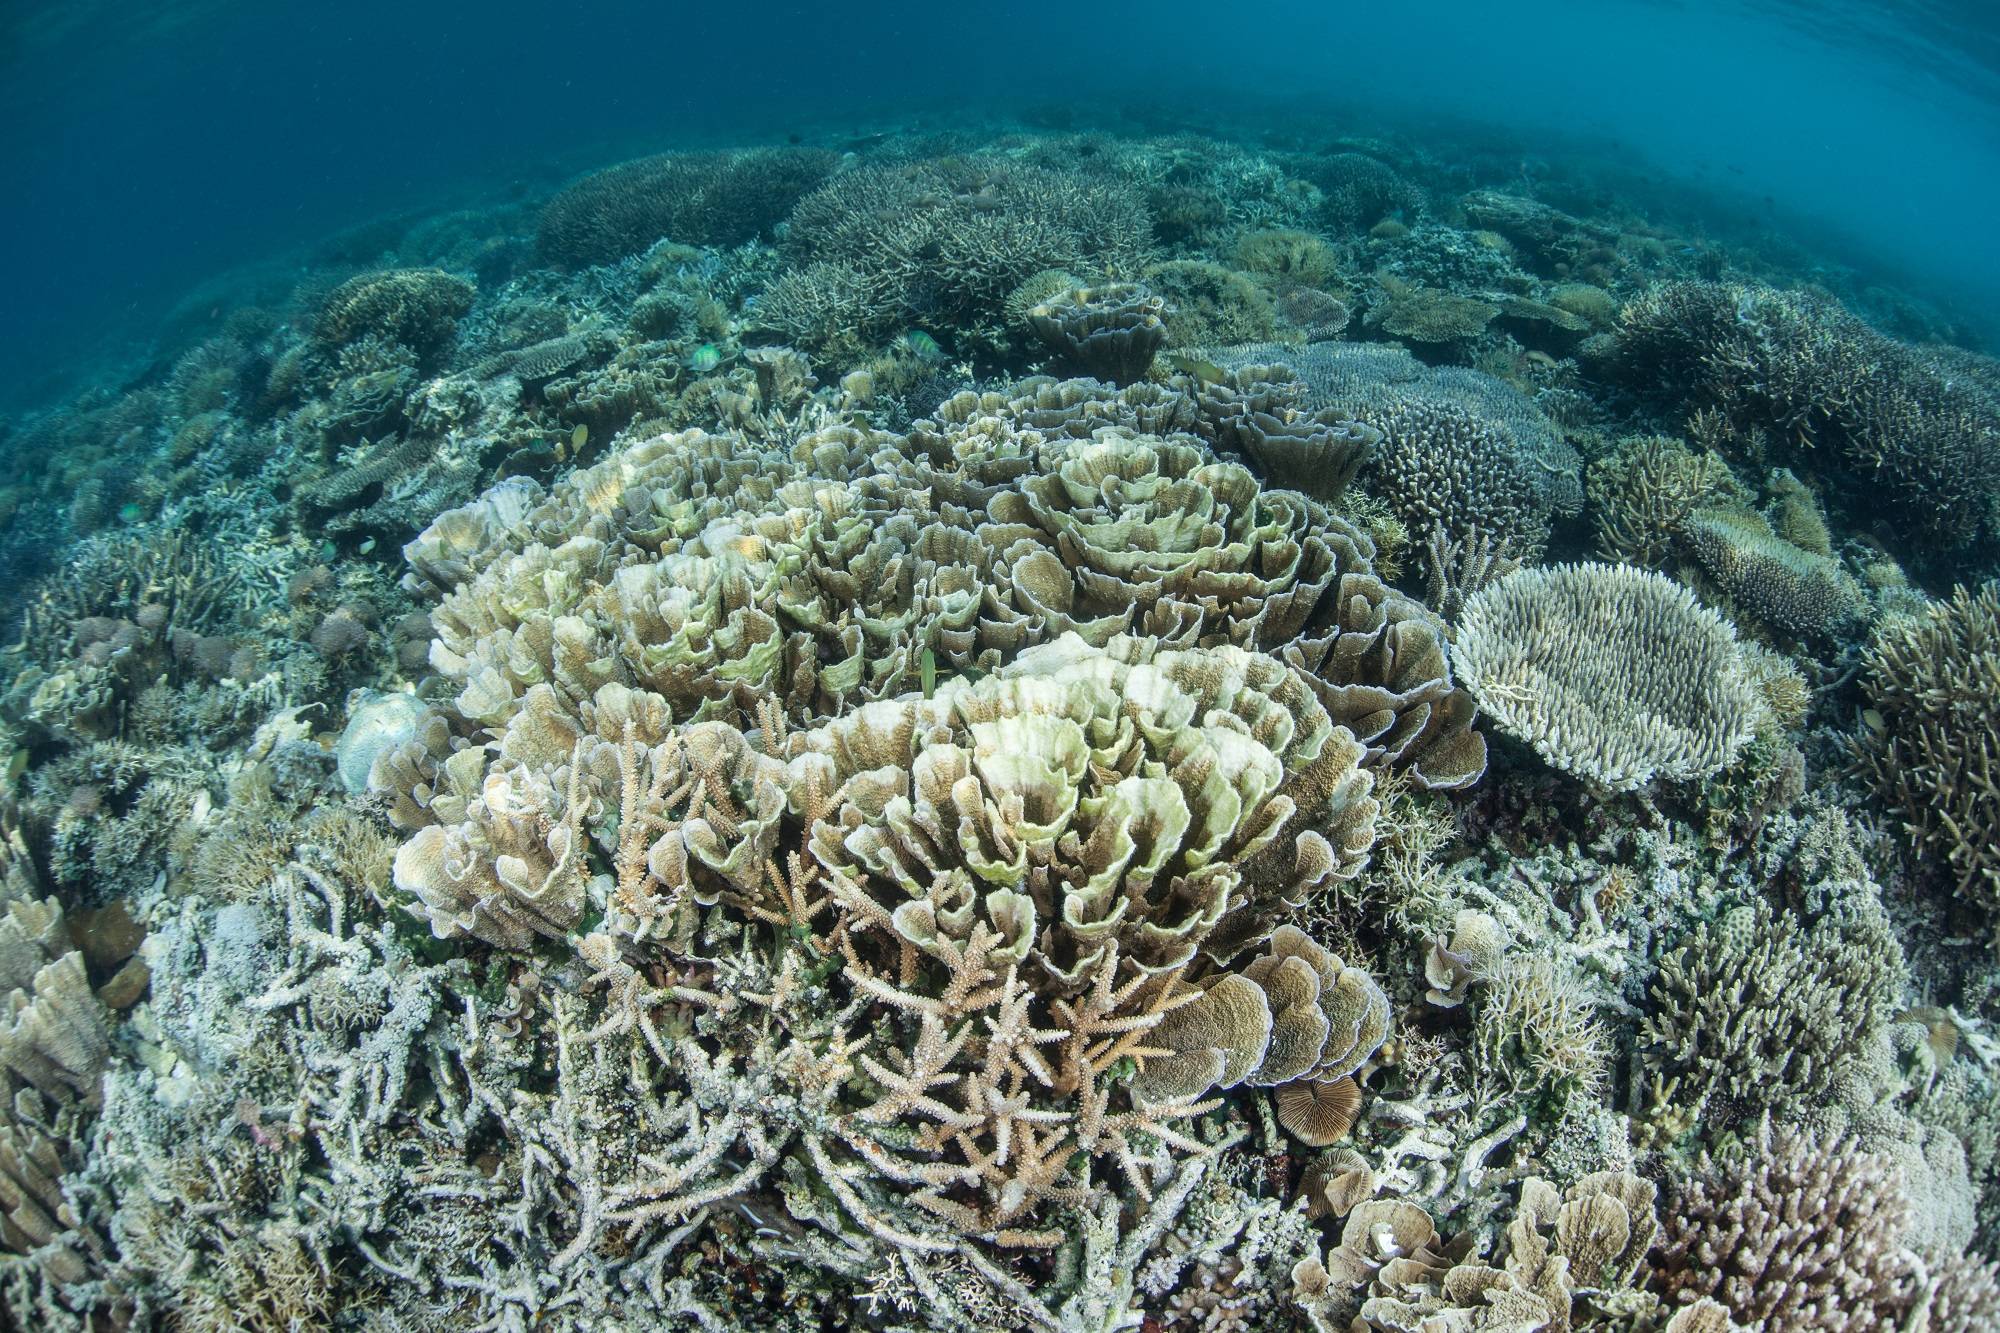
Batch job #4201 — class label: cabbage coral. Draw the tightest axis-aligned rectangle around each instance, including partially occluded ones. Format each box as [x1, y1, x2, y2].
[381, 629, 1387, 1247]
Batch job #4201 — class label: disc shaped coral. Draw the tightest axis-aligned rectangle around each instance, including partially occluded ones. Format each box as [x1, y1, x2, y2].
[1454, 563, 1760, 791]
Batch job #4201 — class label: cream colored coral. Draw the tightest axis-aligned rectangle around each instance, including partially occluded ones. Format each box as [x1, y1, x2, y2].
[1454, 562, 1760, 791]
[0, 953, 109, 1108]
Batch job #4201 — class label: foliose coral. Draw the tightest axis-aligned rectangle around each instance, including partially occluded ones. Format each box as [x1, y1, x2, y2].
[1294, 1171, 1660, 1332]
[1025, 283, 1168, 385]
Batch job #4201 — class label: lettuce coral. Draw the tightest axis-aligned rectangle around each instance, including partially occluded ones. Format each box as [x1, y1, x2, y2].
[378, 626, 1387, 1258]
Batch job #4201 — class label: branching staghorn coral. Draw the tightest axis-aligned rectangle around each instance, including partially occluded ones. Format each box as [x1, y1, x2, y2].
[761, 157, 1154, 356]
[312, 267, 475, 366]
[1679, 506, 1864, 642]
[1607, 280, 2000, 555]
[538, 148, 839, 266]
[1854, 581, 2000, 926]
[1639, 895, 1901, 1122]
[1653, 1119, 1926, 1332]
[1421, 521, 1522, 626]
[1454, 563, 1761, 792]
[1588, 434, 1743, 569]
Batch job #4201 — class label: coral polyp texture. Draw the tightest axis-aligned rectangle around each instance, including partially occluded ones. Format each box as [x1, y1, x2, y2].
[1856, 581, 2000, 925]
[1453, 562, 1761, 791]
[3, 113, 1999, 1333]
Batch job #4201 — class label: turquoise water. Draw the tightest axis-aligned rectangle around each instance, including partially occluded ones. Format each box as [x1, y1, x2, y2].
[3, 4, 2000, 1329]
[3, 0, 1998, 405]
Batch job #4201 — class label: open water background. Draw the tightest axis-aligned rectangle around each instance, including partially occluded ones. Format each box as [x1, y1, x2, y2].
[2, 0, 1996, 408]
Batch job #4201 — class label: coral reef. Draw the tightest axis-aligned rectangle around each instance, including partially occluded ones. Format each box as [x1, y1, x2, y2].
[1605, 281, 2000, 558]
[3, 113, 1997, 1332]
[538, 148, 838, 266]
[1854, 581, 2000, 926]
[1454, 563, 1761, 791]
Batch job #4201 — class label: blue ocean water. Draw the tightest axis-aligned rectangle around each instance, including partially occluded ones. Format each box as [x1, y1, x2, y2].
[8, 4, 2000, 1326]
[1, 0, 1996, 407]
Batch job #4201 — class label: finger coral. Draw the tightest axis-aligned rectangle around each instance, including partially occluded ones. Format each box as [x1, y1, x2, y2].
[1653, 1120, 1924, 1331]
[1855, 581, 2000, 924]
[1454, 562, 1761, 791]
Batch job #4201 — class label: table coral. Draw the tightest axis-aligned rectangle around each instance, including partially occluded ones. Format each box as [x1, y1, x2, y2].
[1454, 563, 1762, 791]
